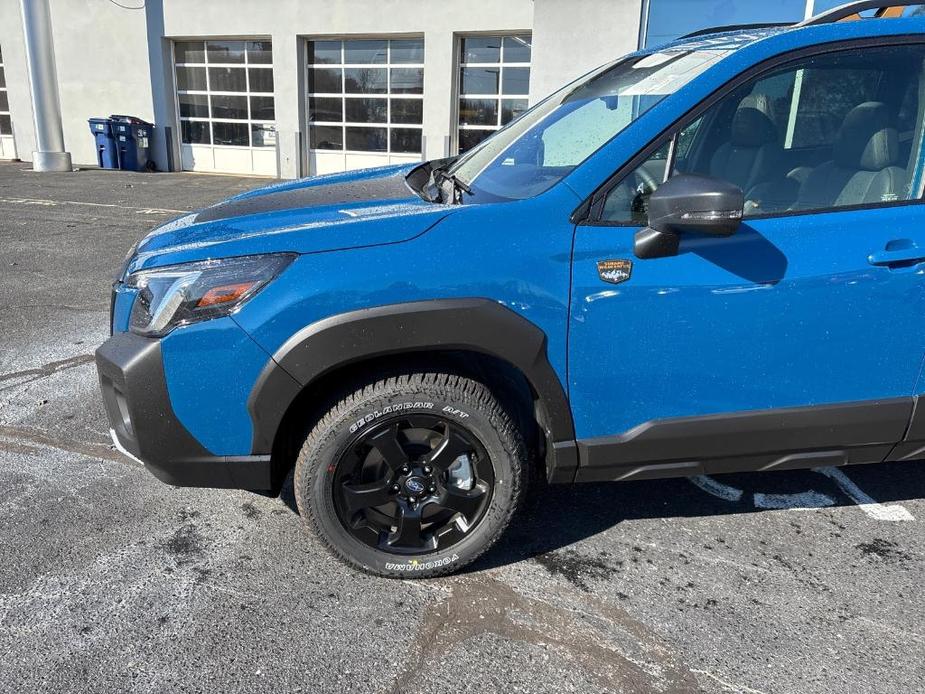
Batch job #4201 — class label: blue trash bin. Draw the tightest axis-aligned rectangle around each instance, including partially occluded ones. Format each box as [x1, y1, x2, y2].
[88, 117, 120, 169]
[110, 115, 155, 172]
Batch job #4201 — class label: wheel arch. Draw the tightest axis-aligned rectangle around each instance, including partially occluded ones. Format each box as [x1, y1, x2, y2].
[247, 299, 578, 490]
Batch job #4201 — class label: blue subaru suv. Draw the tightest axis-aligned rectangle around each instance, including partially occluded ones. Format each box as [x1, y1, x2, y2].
[98, 2, 925, 576]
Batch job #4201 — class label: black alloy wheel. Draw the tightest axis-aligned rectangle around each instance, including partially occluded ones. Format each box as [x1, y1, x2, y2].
[333, 415, 494, 554]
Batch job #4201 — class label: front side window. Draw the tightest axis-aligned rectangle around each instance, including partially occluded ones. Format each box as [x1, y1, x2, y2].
[174, 40, 276, 148]
[307, 38, 425, 155]
[600, 44, 925, 223]
[0, 45, 10, 136]
[456, 35, 532, 153]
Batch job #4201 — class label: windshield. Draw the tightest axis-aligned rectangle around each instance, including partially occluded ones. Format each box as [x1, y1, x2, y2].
[447, 48, 732, 202]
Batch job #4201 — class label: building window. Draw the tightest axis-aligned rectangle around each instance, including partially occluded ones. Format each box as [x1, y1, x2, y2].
[0, 45, 10, 136]
[174, 39, 276, 148]
[456, 34, 531, 153]
[643, 1, 807, 47]
[307, 38, 424, 155]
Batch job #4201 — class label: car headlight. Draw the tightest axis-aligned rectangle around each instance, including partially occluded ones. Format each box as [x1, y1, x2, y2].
[125, 253, 295, 337]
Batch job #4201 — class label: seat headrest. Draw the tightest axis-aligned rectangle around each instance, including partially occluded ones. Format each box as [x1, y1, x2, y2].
[834, 102, 899, 171]
[731, 94, 778, 148]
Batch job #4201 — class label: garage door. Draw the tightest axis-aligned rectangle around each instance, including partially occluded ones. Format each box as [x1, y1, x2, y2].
[306, 38, 425, 175]
[173, 39, 278, 176]
[0, 45, 16, 160]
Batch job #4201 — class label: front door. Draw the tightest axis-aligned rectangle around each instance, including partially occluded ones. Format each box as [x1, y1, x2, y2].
[568, 41, 925, 476]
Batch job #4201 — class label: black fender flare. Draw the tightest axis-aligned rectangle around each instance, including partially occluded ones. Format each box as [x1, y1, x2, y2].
[247, 298, 578, 481]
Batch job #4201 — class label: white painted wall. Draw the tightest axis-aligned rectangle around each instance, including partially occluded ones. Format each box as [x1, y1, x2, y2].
[0, 0, 645, 178]
[530, 0, 644, 102]
[0, 0, 36, 160]
[0, 0, 154, 168]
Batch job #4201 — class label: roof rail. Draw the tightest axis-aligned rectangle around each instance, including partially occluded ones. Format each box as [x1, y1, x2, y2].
[682, 2, 922, 40]
[798, 1, 923, 27]
[680, 22, 793, 40]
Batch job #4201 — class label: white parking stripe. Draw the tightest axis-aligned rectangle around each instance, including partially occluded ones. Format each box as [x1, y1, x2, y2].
[753, 490, 835, 510]
[690, 474, 743, 502]
[0, 196, 186, 215]
[814, 467, 915, 522]
[689, 468, 915, 522]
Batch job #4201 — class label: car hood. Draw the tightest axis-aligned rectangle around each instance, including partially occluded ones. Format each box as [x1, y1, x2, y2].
[125, 163, 455, 275]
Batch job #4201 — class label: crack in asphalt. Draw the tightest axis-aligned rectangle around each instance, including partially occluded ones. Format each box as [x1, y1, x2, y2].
[0, 438, 46, 457]
[389, 574, 699, 694]
[0, 425, 129, 465]
[0, 354, 96, 392]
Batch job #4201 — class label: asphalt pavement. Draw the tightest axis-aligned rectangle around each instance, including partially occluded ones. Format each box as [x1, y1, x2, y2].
[0, 161, 923, 694]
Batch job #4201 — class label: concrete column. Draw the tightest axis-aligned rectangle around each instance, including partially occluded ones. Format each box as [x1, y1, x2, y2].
[422, 29, 456, 160]
[145, 0, 178, 172]
[273, 32, 303, 179]
[19, 0, 71, 171]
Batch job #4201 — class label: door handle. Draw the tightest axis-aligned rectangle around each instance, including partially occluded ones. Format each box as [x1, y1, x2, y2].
[868, 247, 925, 268]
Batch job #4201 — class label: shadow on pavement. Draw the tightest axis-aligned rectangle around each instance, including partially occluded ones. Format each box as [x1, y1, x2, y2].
[271, 457, 925, 573]
[470, 459, 925, 572]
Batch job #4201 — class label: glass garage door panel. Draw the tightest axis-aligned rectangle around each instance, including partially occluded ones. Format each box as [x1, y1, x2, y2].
[456, 35, 531, 153]
[643, 0, 807, 47]
[0, 45, 15, 160]
[306, 37, 424, 174]
[174, 39, 277, 175]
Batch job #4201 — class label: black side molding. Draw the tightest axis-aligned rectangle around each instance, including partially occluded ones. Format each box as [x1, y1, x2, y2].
[248, 298, 577, 480]
[575, 398, 914, 483]
[886, 395, 925, 462]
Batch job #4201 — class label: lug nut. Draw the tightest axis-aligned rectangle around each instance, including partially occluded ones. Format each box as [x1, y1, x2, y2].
[391, 484, 400, 493]
[428, 485, 436, 493]
[400, 465, 410, 474]
[423, 465, 432, 475]
[408, 496, 417, 504]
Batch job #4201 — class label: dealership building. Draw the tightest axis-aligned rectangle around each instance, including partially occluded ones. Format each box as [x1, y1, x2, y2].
[0, 0, 846, 178]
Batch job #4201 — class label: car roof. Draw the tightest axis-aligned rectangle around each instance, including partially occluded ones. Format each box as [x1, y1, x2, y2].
[651, 27, 793, 53]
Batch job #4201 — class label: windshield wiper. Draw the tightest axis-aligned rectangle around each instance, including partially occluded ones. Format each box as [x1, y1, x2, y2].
[433, 168, 472, 204]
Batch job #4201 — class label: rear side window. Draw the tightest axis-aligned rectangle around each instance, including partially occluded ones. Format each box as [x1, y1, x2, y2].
[599, 43, 925, 224]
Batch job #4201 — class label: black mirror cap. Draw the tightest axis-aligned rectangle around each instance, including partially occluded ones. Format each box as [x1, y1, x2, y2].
[634, 226, 681, 260]
[647, 174, 745, 238]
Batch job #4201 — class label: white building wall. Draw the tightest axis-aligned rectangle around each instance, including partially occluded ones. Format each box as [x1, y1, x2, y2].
[0, 0, 645, 177]
[0, 0, 153, 168]
[55, 0, 154, 169]
[0, 0, 36, 161]
[531, 0, 645, 102]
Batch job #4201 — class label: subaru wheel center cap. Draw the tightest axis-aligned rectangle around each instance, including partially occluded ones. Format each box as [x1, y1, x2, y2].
[404, 476, 426, 495]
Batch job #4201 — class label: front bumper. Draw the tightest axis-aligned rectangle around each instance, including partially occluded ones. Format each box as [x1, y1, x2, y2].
[96, 331, 273, 490]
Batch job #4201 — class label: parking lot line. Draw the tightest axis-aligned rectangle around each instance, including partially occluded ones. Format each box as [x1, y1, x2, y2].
[0, 196, 186, 215]
[691, 468, 916, 521]
[815, 467, 916, 522]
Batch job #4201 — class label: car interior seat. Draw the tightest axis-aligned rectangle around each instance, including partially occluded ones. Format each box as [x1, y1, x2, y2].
[709, 93, 785, 196]
[790, 101, 907, 211]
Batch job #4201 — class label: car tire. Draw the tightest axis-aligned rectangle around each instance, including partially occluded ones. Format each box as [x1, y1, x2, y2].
[294, 372, 527, 578]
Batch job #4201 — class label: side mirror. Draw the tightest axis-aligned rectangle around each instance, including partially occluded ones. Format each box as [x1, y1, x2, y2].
[635, 174, 744, 260]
